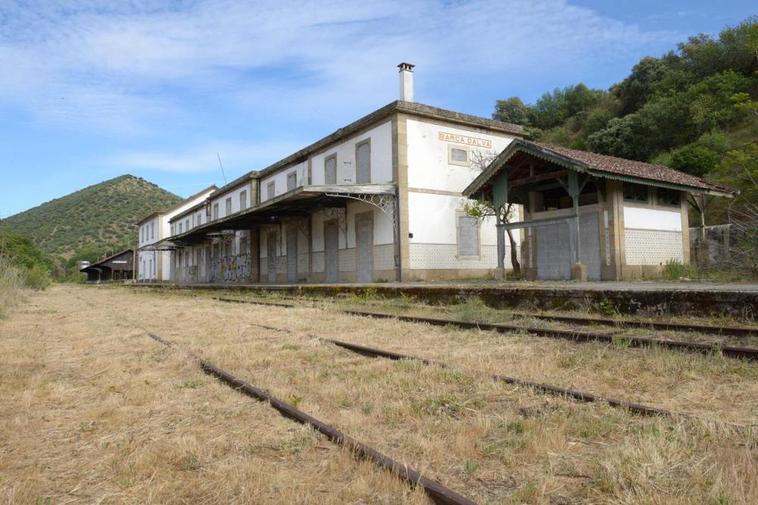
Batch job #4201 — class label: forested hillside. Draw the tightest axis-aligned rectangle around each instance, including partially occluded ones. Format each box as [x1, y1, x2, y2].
[2, 175, 181, 277]
[493, 17, 757, 227]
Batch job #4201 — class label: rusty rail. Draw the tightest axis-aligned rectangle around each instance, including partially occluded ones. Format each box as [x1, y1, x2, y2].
[506, 311, 758, 337]
[322, 338, 674, 418]
[145, 332, 477, 505]
[343, 310, 758, 361]
[212, 296, 758, 361]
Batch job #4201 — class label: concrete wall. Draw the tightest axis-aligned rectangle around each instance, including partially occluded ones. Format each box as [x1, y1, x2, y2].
[405, 118, 519, 278]
[622, 204, 684, 267]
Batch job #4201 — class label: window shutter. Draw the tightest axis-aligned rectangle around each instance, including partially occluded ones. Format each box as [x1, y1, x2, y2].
[457, 216, 479, 256]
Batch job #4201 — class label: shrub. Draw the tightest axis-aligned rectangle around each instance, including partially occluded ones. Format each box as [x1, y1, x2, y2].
[661, 259, 697, 280]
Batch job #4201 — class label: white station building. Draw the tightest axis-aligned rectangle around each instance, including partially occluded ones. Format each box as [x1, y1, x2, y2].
[136, 185, 216, 282]
[137, 63, 732, 284]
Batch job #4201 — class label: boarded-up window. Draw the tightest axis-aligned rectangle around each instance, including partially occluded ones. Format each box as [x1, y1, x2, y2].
[356, 140, 370, 184]
[267, 181, 275, 200]
[325, 155, 337, 184]
[449, 146, 469, 166]
[457, 216, 479, 257]
[225, 197, 232, 216]
[240, 190, 247, 211]
[287, 172, 297, 191]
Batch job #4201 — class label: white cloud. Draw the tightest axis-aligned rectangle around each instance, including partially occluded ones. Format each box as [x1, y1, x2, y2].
[109, 139, 303, 173]
[0, 0, 678, 133]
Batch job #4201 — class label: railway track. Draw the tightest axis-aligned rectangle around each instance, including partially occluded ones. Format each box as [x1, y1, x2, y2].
[203, 312, 678, 418]
[213, 297, 758, 361]
[145, 331, 477, 505]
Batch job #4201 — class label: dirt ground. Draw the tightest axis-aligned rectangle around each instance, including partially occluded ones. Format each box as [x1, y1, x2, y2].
[1, 285, 756, 505]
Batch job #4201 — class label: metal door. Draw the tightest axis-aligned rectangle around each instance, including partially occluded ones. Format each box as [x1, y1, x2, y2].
[286, 228, 298, 283]
[536, 213, 601, 280]
[267, 232, 277, 283]
[324, 220, 339, 283]
[355, 212, 374, 283]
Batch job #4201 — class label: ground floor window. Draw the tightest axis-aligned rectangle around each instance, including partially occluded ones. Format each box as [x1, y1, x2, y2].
[457, 215, 480, 257]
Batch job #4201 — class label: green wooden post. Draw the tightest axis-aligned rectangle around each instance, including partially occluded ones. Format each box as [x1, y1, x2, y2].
[492, 171, 508, 277]
[568, 171, 581, 264]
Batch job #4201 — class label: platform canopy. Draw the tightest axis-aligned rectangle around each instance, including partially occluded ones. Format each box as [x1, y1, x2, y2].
[463, 138, 736, 208]
[160, 183, 396, 247]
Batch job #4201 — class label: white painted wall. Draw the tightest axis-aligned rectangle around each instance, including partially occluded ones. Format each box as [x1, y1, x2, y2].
[260, 161, 308, 202]
[209, 182, 252, 220]
[406, 119, 514, 192]
[623, 205, 684, 266]
[309, 121, 393, 187]
[405, 118, 519, 271]
[623, 206, 682, 231]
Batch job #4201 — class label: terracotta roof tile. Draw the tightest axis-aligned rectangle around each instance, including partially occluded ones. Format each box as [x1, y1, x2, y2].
[533, 141, 734, 193]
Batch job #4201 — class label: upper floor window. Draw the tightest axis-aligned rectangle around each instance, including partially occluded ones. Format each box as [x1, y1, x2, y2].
[448, 145, 469, 166]
[225, 197, 232, 216]
[656, 187, 680, 207]
[185, 218, 189, 231]
[178, 222, 183, 234]
[150, 222, 155, 240]
[623, 183, 649, 203]
[287, 172, 297, 191]
[356, 140, 371, 184]
[267, 181, 276, 200]
[171, 224, 175, 236]
[324, 155, 337, 185]
[213, 203, 219, 220]
[240, 190, 248, 211]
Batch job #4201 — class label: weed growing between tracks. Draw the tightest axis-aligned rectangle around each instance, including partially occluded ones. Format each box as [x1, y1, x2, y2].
[125, 287, 758, 505]
[0, 286, 429, 505]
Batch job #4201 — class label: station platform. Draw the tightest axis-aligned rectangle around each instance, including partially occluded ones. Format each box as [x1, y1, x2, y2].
[133, 280, 758, 319]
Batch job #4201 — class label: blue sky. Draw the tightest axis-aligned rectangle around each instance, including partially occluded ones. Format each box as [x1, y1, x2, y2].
[0, 0, 755, 217]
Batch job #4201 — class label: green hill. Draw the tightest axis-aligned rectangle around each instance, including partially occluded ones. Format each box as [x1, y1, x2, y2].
[1, 175, 182, 276]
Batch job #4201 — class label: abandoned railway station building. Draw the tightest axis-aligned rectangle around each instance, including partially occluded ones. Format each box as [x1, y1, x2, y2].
[464, 140, 734, 281]
[136, 185, 217, 282]
[80, 249, 134, 283]
[136, 63, 734, 284]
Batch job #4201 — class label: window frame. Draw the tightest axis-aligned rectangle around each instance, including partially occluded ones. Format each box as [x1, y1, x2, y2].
[355, 139, 371, 184]
[240, 190, 247, 211]
[267, 180, 276, 200]
[656, 187, 681, 207]
[286, 171, 297, 192]
[324, 154, 337, 185]
[623, 182, 650, 204]
[448, 145, 470, 166]
[225, 197, 232, 216]
[455, 212, 481, 259]
[212, 202, 219, 220]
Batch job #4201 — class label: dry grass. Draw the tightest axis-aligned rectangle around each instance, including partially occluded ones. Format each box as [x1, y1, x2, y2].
[123, 286, 757, 504]
[0, 254, 25, 319]
[2, 285, 756, 504]
[0, 286, 430, 504]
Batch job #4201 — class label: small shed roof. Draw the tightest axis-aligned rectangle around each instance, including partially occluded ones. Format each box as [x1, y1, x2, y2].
[464, 139, 736, 199]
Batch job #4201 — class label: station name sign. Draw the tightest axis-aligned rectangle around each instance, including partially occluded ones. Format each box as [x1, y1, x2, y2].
[438, 131, 492, 149]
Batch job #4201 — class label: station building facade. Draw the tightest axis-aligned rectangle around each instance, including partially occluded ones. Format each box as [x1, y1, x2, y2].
[136, 185, 217, 282]
[140, 63, 732, 284]
[158, 65, 526, 284]
[463, 139, 734, 280]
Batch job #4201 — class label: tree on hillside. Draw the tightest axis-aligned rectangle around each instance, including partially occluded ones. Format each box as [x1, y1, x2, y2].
[493, 97, 533, 125]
